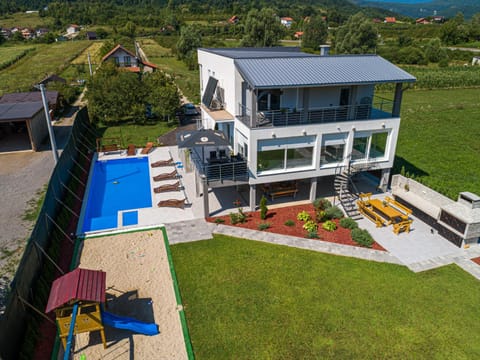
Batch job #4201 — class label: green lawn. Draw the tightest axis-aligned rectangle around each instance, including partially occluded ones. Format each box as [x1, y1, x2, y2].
[97, 121, 176, 147]
[171, 235, 480, 359]
[138, 38, 200, 103]
[0, 41, 91, 95]
[396, 88, 480, 198]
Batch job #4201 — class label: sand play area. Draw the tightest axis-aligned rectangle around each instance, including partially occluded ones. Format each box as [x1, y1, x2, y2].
[73, 229, 187, 359]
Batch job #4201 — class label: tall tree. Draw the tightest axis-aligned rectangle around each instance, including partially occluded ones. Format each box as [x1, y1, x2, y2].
[241, 8, 285, 47]
[334, 12, 377, 54]
[143, 71, 180, 118]
[176, 25, 202, 69]
[301, 16, 328, 51]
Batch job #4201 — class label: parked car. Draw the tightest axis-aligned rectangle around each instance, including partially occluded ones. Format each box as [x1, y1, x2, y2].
[182, 103, 199, 116]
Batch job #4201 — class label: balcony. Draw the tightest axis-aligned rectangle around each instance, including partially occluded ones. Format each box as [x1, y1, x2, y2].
[190, 150, 249, 186]
[237, 97, 394, 129]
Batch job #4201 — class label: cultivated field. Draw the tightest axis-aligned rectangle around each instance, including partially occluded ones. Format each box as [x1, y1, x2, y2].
[0, 41, 91, 95]
[70, 41, 105, 65]
[0, 45, 35, 70]
[172, 235, 480, 359]
[0, 12, 51, 28]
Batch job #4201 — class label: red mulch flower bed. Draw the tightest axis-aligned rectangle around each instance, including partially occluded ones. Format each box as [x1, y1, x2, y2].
[207, 203, 385, 251]
[471, 257, 480, 265]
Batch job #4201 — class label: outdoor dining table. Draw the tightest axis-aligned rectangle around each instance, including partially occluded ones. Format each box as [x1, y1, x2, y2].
[368, 199, 407, 224]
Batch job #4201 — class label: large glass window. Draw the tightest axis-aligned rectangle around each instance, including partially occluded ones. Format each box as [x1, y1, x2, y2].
[352, 136, 369, 161]
[124, 56, 131, 66]
[257, 149, 284, 171]
[286, 147, 314, 169]
[257, 136, 315, 173]
[369, 132, 388, 159]
[258, 90, 281, 111]
[320, 133, 348, 165]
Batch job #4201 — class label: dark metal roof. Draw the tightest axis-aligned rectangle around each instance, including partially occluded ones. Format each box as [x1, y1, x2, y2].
[45, 268, 106, 313]
[199, 47, 317, 59]
[0, 90, 59, 106]
[0, 102, 43, 122]
[235, 55, 416, 89]
[177, 129, 230, 148]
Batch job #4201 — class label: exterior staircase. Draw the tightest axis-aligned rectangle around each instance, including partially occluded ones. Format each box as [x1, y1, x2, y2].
[334, 165, 363, 220]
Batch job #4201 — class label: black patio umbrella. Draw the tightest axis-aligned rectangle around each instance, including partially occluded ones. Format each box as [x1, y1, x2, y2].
[176, 129, 230, 163]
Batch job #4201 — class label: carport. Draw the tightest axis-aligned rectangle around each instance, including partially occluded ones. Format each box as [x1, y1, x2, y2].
[0, 102, 48, 152]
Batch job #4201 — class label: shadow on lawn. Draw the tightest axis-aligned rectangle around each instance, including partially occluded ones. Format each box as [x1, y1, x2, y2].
[393, 155, 429, 178]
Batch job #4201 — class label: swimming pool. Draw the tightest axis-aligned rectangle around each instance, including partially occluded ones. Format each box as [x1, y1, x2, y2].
[81, 157, 152, 232]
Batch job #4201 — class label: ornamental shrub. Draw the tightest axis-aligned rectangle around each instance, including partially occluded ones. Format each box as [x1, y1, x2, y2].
[214, 218, 225, 224]
[303, 220, 318, 232]
[297, 210, 311, 222]
[325, 205, 344, 220]
[258, 222, 271, 231]
[313, 198, 332, 211]
[284, 219, 295, 226]
[339, 217, 358, 230]
[322, 220, 337, 232]
[351, 228, 374, 248]
[229, 212, 239, 225]
[306, 231, 319, 239]
[316, 210, 327, 222]
[260, 195, 268, 220]
[238, 208, 247, 223]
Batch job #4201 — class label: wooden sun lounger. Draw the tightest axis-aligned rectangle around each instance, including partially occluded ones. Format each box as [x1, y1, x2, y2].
[153, 170, 177, 181]
[154, 181, 181, 193]
[141, 142, 154, 154]
[127, 144, 136, 156]
[151, 158, 174, 167]
[102, 144, 120, 152]
[157, 198, 185, 208]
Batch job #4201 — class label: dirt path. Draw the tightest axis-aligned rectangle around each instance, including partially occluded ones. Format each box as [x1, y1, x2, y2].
[0, 103, 82, 311]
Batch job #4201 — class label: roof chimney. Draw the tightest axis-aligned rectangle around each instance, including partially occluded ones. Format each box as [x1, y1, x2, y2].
[320, 45, 330, 56]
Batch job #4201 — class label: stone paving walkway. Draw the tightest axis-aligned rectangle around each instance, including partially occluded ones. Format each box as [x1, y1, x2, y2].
[165, 218, 480, 280]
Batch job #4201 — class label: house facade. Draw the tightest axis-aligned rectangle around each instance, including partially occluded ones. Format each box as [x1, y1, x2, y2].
[196, 47, 415, 211]
[102, 44, 139, 69]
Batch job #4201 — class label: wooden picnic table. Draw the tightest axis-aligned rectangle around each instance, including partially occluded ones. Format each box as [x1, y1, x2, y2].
[368, 199, 406, 224]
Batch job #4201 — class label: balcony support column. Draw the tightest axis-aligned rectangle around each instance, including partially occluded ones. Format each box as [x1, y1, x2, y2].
[302, 88, 310, 123]
[251, 90, 257, 128]
[379, 169, 390, 192]
[201, 175, 210, 218]
[309, 177, 317, 202]
[249, 184, 256, 211]
[392, 83, 403, 117]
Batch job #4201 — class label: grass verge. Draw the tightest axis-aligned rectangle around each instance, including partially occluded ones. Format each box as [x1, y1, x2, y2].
[97, 120, 176, 147]
[171, 235, 480, 359]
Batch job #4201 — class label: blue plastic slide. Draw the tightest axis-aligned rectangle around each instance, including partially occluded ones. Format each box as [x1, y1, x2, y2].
[102, 310, 159, 336]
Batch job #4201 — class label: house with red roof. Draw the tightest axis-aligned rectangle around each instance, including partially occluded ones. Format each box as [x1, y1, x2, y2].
[102, 44, 159, 73]
[280, 17, 294, 27]
[228, 15, 239, 24]
[384, 17, 396, 24]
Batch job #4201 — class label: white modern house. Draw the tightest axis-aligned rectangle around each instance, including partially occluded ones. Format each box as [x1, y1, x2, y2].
[195, 47, 415, 213]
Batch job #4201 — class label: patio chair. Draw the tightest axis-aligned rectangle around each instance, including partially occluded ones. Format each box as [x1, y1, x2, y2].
[153, 169, 178, 181]
[154, 181, 180, 193]
[127, 144, 136, 156]
[141, 142, 154, 154]
[157, 198, 186, 209]
[151, 158, 174, 167]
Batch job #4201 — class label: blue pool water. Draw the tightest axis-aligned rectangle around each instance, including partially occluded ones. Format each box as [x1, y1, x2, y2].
[82, 157, 151, 232]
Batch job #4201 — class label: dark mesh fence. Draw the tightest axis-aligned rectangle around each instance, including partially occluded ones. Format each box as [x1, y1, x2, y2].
[0, 108, 97, 359]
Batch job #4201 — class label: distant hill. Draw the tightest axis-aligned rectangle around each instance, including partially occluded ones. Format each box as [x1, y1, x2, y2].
[351, 0, 480, 19]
